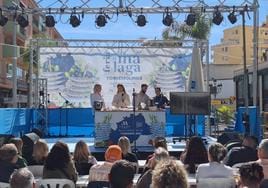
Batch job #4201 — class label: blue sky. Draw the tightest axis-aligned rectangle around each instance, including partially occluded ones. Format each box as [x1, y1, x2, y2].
[41, 0, 268, 47]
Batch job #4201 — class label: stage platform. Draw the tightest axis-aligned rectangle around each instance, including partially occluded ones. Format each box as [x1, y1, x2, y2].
[45, 136, 217, 161]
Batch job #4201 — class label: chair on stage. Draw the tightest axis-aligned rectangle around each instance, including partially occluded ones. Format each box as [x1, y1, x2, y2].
[38, 179, 75, 188]
[27, 165, 44, 178]
[0, 182, 9, 188]
[196, 177, 236, 188]
[87, 181, 109, 188]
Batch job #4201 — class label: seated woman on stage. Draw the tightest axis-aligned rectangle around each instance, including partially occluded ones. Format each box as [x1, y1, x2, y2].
[90, 84, 105, 111]
[112, 84, 130, 108]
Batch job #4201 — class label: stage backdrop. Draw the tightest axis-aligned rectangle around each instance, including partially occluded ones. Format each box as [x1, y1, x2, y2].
[40, 47, 191, 108]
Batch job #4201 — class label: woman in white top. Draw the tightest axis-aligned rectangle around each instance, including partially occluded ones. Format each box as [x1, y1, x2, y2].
[112, 84, 130, 108]
[196, 143, 234, 180]
[90, 84, 105, 110]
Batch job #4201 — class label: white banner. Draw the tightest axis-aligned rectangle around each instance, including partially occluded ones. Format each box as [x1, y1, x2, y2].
[40, 47, 191, 108]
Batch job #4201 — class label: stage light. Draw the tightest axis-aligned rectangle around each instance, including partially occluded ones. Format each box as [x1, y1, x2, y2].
[70, 14, 81, 27]
[228, 6, 237, 24]
[95, 14, 107, 27]
[162, 8, 173, 26]
[185, 13, 196, 26]
[212, 8, 223, 25]
[17, 14, 29, 28]
[136, 14, 147, 27]
[0, 8, 8, 26]
[45, 15, 56, 27]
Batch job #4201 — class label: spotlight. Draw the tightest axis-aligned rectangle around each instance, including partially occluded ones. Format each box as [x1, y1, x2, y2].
[162, 8, 173, 26]
[228, 6, 237, 24]
[0, 9, 8, 26]
[95, 14, 107, 27]
[17, 14, 29, 28]
[212, 8, 223, 25]
[70, 14, 81, 27]
[185, 13, 196, 26]
[45, 15, 56, 27]
[136, 14, 147, 27]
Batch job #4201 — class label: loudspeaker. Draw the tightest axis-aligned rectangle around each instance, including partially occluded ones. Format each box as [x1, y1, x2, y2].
[217, 132, 241, 145]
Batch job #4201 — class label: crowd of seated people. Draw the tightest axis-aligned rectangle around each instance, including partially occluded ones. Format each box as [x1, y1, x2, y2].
[3, 135, 268, 188]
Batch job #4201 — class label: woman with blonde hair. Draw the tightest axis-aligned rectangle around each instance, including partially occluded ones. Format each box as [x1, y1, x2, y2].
[30, 139, 49, 165]
[73, 140, 97, 175]
[118, 136, 138, 163]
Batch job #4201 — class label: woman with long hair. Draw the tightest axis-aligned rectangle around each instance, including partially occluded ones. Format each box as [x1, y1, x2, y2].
[73, 140, 97, 175]
[43, 141, 78, 182]
[118, 136, 138, 163]
[112, 84, 130, 108]
[31, 139, 49, 165]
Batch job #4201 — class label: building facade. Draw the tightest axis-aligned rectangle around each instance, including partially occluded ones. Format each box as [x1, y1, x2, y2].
[0, 0, 63, 107]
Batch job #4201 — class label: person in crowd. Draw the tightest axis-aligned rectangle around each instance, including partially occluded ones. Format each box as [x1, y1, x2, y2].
[224, 135, 258, 167]
[256, 139, 268, 179]
[239, 162, 264, 188]
[10, 168, 36, 188]
[136, 147, 169, 188]
[9, 137, 27, 168]
[73, 140, 97, 175]
[118, 136, 138, 163]
[151, 159, 188, 188]
[0, 143, 19, 183]
[135, 84, 150, 109]
[152, 87, 169, 109]
[146, 136, 167, 163]
[196, 143, 234, 180]
[180, 136, 208, 174]
[112, 84, 130, 108]
[90, 84, 105, 111]
[30, 139, 49, 165]
[109, 160, 135, 188]
[43, 141, 78, 183]
[89, 145, 122, 182]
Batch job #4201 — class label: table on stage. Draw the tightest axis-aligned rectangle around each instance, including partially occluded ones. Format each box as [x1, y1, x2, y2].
[94, 110, 166, 147]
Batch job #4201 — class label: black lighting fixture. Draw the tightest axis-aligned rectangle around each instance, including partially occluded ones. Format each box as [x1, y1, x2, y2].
[185, 7, 196, 26]
[228, 6, 237, 24]
[95, 14, 107, 27]
[17, 9, 29, 28]
[45, 8, 56, 27]
[70, 8, 81, 28]
[0, 8, 8, 26]
[212, 6, 223, 25]
[162, 8, 173, 26]
[136, 8, 147, 27]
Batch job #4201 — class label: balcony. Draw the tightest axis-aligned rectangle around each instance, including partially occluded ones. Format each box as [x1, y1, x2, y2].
[2, 45, 20, 58]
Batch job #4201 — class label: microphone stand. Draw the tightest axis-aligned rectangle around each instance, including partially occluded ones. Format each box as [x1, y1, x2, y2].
[132, 88, 138, 154]
[59, 93, 74, 137]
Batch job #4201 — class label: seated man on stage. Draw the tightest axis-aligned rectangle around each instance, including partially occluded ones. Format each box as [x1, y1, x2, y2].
[112, 84, 130, 109]
[153, 87, 169, 109]
[90, 84, 105, 111]
[135, 84, 150, 109]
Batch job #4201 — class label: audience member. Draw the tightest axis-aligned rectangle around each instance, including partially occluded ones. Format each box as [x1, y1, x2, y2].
[118, 136, 138, 163]
[0, 143, 19, 183]
[151, 159, 188, 188]
[10, 168, 35, 188]
[196, 143, 234, 180]
[146, 136, 167, 163]
[180, 136, 208, 173]
[9, 137, 27, 168]
[89, 145, 122, 182]
[224, 135, 258, 167]
[136, 147, 169, 188]
[43, 141, 78, 182]
[73, 140, 97, 175]
[256, 139, 268, 179]
[30, 139, 48, 165]
[109, 160, 135, 188]
[239, 162, 264, 188]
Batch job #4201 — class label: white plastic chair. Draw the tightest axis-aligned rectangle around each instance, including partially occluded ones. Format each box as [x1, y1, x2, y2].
[27, 165, 44, 178]
[38, 179, 75, 188]
[0, 182, 9, 188]
[197, 177, 236, 188]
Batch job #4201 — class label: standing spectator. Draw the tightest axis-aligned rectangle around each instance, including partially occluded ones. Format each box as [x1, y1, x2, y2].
[180, 136, 208, 173]
[256, 139, 268, 179]
[151, 160, 188, 188]
[30, 139, 49, 165]
[10, 168, 36, 188]
[43, 141, 78, 183]
[9, 137, 27, 168]
[224, 136, 258, 167]
[239, 162, 264, 188]
[89, 145, 122, 182]
[196, 143, 234, 180]
[0, 144, 19, 183]
[109, 160, 135, 188]
[118, 136, 138, 163]
[73, 140, 97, 175]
